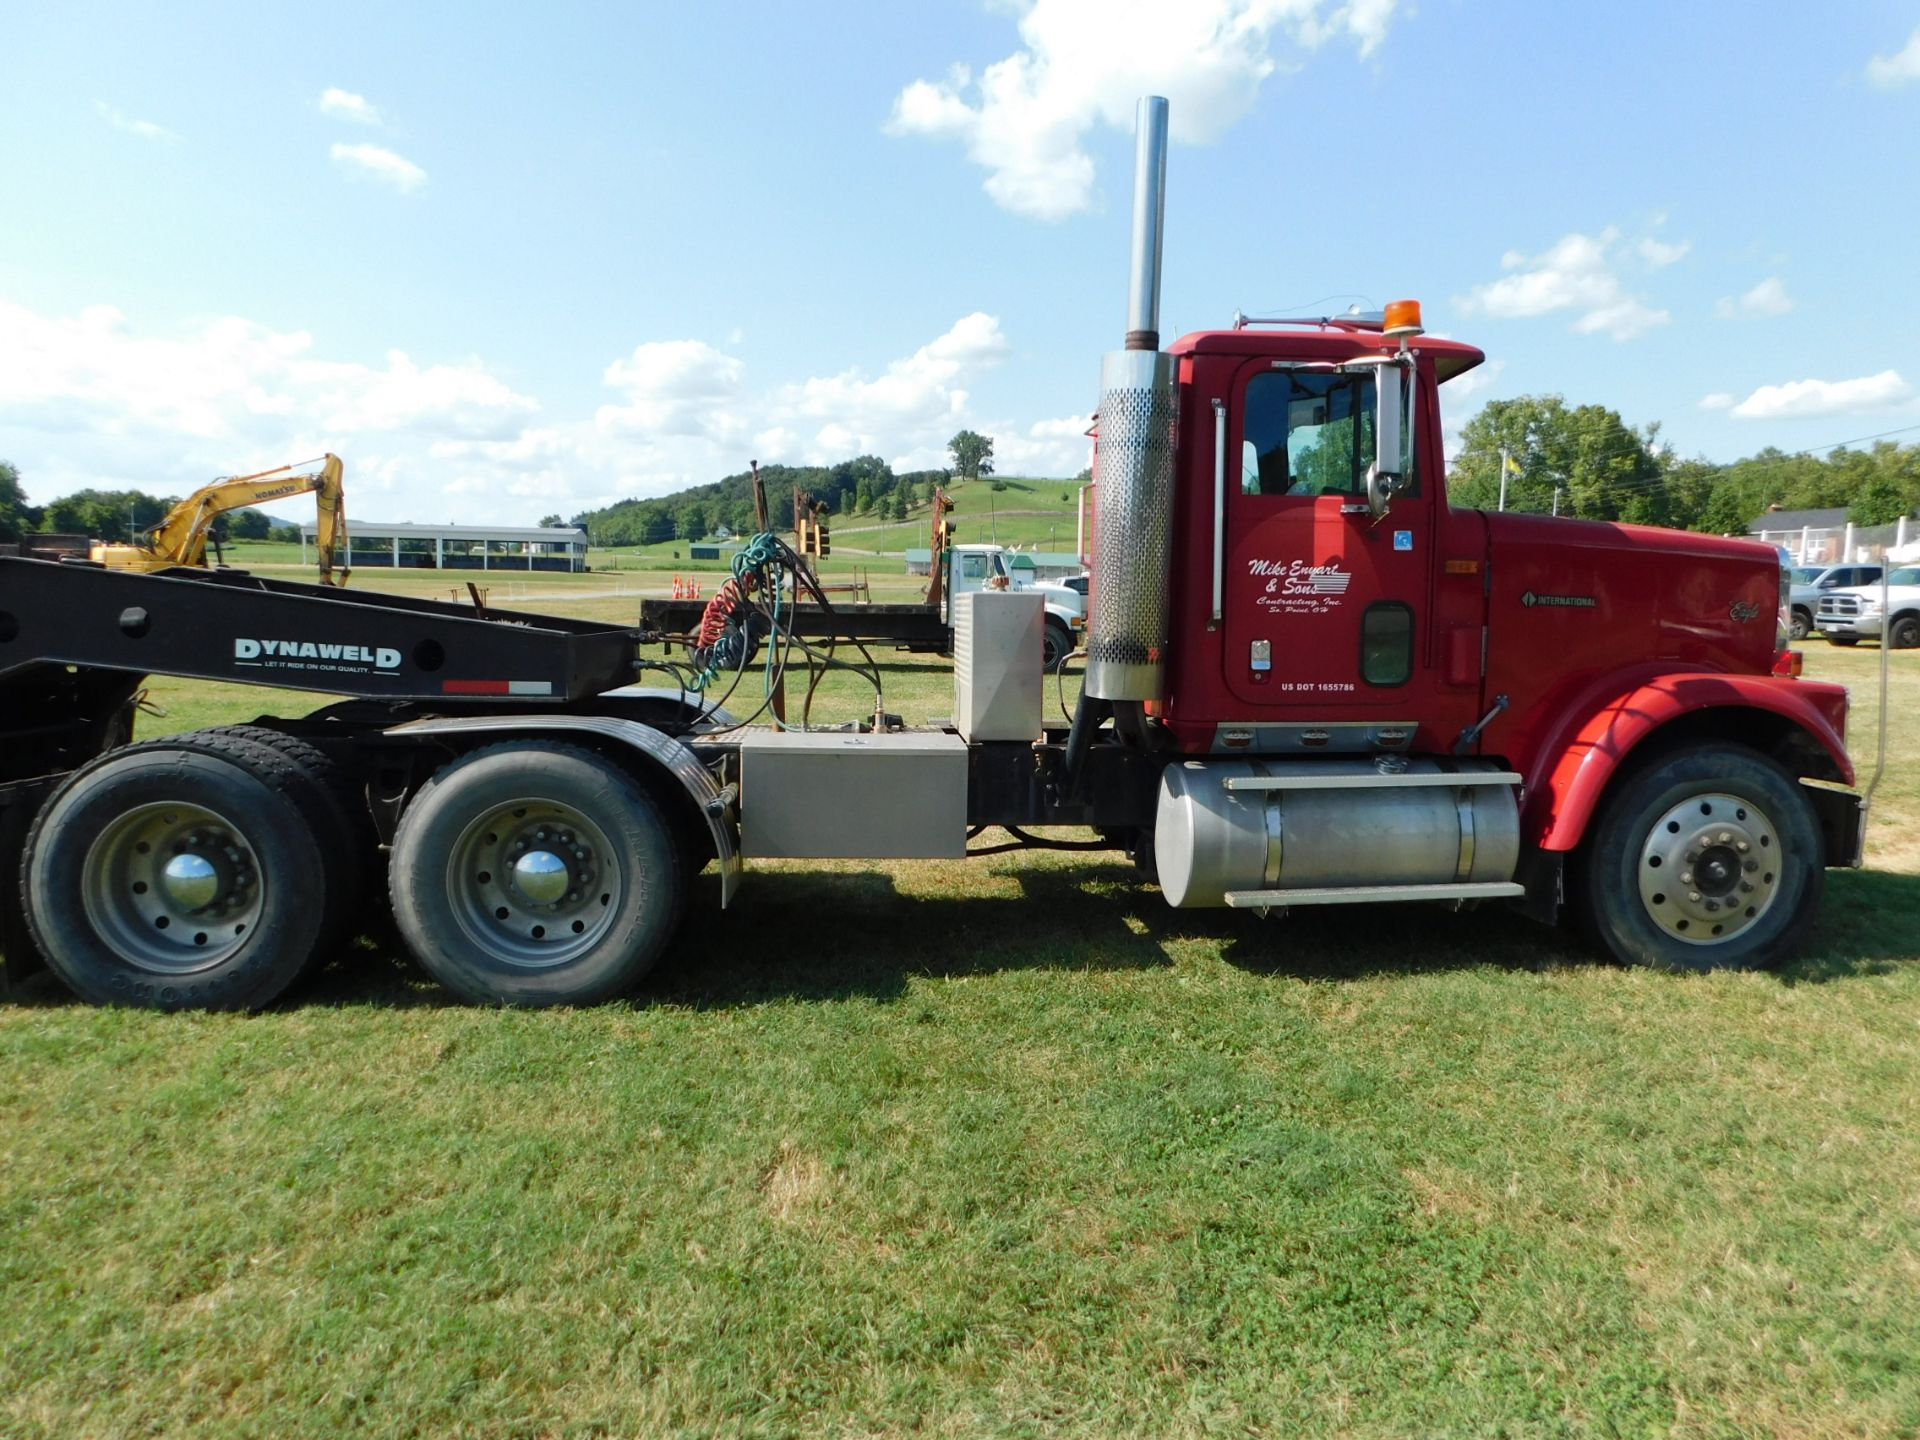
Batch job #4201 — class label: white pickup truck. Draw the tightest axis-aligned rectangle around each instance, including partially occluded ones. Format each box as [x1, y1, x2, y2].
[1817, 565, 1920, 649]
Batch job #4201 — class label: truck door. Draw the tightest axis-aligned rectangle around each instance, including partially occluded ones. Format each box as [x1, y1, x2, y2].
[1221, 360, 1431, 712]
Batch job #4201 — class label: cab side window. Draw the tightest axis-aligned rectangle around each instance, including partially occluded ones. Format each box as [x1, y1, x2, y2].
[958, 553, 988, 582]
[1238, 369, 1417, 499]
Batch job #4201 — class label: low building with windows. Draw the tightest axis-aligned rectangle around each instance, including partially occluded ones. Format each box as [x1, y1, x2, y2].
[298, 520, 590, 572]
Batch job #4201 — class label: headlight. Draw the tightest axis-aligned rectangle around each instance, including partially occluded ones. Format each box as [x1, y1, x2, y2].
[1860, 597, 1884, 616]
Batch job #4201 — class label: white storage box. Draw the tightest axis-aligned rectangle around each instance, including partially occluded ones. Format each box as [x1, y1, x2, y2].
[953, 590, 1043, 742]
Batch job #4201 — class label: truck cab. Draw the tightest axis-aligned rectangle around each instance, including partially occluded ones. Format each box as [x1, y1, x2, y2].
[1077, 296, 1857, 972]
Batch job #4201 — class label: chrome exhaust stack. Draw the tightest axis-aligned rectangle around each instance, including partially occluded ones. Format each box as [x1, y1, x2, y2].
[1124, 95, 1169, 353]
[1085, 96, 1179, 707]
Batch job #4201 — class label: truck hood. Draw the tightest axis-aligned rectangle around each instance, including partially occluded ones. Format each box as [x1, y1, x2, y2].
[1481, 510, 1782, 677]
[1027, 579, 1086, 613]
[1482, 511, 1782, 567]
[1822, 582, 1920, 603]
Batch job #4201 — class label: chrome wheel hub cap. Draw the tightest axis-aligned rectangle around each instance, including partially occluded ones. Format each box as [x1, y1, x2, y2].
[1638, 791, 1782, 945]
[449, 803, 622, 968]
[81, 804, 265, 974]
[511, 850, 571, 905]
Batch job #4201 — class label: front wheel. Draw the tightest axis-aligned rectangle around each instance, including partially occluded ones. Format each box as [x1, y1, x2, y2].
[1043, 619, 1074, 674]
[1577, 741, 1821, 973]
[1789, 608, 1812, 641]
[388, 742, 685, 1005]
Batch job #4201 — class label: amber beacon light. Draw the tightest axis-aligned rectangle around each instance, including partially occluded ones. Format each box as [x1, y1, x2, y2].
[1382, 299, 1424, 338]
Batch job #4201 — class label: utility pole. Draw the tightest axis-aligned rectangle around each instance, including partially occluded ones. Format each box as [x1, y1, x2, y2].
[1498, 447, 1510, 512]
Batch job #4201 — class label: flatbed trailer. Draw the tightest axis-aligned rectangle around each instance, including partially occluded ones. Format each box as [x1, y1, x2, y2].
[640, 595, 950, 650]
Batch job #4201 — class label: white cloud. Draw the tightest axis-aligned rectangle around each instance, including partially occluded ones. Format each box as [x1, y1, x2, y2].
[1699, 392, 1735, 411]
[1637, 237, 1690, 268]
[1715, 276, 1794, 318]
[1433, 358, 1507, 460]
[1459, 227, 1671, 340]
[1867, 28, 1920, 87]
[597, 340, 748, 441]
[320, 87, 383, 125]
[783, 312, 1010, 460]
[887, 0, 1400, 220]
[1441, 357, 1506, 406]
[1727, 371, 1914, 420]
[330, 142, 426, 193]
[995, 413, 1094, 476]
[0, 299, 1068, 522]
[95, 101, 179, 143]
[0, 298, 539, 511]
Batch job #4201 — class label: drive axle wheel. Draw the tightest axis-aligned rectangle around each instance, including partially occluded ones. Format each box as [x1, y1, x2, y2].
[389, 742, 684, 1005]
[22, 742, 328, 1009]
[1891, 614, 1920, 649]
[1578, 741, 1821, 973]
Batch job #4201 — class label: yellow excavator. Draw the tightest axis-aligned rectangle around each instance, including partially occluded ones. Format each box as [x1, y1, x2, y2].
[91, 453, 350, 585]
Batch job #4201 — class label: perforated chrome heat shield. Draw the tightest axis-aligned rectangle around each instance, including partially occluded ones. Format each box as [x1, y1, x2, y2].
[1085, 348, 1178, 702]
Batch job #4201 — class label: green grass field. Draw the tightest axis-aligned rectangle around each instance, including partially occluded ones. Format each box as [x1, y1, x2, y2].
[2, 607, 1915, 1435]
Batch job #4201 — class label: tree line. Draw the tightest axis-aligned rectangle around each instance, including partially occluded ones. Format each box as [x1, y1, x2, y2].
[1449, 397, 1919, 533]
[572, 432, 1002, 547]
[575, 457, 948, 547]
[0, 464, 294, 546]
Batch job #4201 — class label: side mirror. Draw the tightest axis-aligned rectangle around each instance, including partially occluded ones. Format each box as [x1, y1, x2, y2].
[1367, 361, 1413, 519]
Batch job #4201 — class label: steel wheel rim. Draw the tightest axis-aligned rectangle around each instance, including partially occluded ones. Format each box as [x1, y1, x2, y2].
[1637, 790, 1783, 946]
[445, 799, 623, 969]
[80, 802, 267, 974]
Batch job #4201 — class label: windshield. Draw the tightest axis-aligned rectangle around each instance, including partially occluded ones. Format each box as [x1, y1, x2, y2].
[1789, 567, 1820, 584]
[1892, 568, 1920, 586]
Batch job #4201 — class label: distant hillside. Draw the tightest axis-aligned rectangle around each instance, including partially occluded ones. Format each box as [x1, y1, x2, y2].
[571, 455, 1088, 547]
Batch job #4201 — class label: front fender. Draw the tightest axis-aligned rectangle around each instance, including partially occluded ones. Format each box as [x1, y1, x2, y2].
[382, 713, 741, 906]
[1525, 671, 1853, 853]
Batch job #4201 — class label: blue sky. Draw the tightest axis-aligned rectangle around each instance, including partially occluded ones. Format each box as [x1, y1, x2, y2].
[3, 0, 1917, 523]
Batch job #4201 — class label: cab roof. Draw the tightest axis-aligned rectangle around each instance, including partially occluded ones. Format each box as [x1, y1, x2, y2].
[1169, 327, 1486, 384]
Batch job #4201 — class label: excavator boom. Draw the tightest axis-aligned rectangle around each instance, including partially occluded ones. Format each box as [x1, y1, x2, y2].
[91, 454, 349, 585]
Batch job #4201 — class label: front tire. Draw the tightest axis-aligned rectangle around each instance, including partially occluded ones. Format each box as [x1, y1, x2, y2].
[1577, 741, 1821, 973]
[1789, 607, 1812, 641]
[389, 742, 685, 1005]
[1043, 618, 1073, 673]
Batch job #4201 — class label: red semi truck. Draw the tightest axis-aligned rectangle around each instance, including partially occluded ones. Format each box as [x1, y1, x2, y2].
[0, 97, 1860, 1009]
